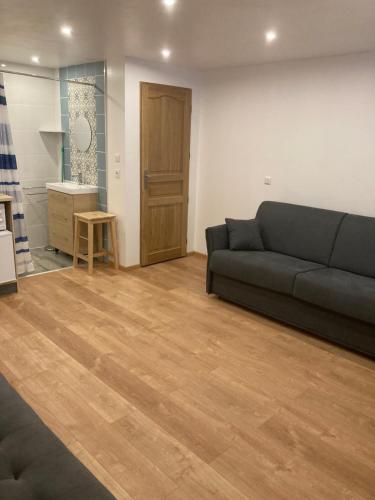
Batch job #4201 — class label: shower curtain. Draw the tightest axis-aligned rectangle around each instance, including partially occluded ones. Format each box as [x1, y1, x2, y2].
[0, 74, 34, 274]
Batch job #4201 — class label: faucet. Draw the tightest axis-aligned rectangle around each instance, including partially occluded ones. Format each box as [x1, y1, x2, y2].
[71, 172, 84, 185]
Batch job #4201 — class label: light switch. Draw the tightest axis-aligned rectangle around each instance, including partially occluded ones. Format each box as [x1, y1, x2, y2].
[115, 168, 121, 179]
[115, 154, 121, 163]
[264, 176, 272, 185]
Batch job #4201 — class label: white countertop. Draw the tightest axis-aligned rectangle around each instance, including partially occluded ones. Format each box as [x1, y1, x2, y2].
[46, 182, 98, 195]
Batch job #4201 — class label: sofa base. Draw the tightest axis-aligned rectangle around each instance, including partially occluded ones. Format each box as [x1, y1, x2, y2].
[210, 272, 375, 359]
[0, 281, 17, 295]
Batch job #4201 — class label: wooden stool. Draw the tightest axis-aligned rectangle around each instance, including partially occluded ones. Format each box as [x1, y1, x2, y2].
[73, 211, 119, 274]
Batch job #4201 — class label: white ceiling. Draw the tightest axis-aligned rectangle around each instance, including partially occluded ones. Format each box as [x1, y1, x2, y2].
[1, 0, 375, 70]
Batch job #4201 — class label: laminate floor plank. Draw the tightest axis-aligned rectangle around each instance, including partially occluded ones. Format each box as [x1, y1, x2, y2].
[0, 255, 373, 500]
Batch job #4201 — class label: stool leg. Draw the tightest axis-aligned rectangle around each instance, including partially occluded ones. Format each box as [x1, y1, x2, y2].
[73, 217, 79, 268]
[97, 222, 104, 262]
[110, 219, 119, 270]
[88, 222, 94, 274]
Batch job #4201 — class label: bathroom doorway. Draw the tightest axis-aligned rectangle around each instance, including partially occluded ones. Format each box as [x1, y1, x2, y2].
[2, 60, 106, 277]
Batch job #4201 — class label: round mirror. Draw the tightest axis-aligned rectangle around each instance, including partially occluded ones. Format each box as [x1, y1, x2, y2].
[72, 116, 92, 152]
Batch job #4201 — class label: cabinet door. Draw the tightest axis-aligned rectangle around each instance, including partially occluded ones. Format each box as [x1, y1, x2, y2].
[48, 191, 74, 254]
[47, 191, 98, 255]
[49, 223, 74, 255]
[0, 232, 17, 283]
[48, 190, 74, 217]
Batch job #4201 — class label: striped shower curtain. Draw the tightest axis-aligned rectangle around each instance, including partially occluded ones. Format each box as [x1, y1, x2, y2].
[0, 74, 34, 274]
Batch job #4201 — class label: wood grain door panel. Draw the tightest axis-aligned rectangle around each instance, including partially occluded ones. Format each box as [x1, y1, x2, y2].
[141, 82, 192, 266]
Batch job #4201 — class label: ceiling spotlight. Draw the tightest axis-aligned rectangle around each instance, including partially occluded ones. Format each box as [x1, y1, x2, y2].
[1, 63, 6, 68]
[163, 0, 176, 7]
[161, 48, 171, 59]
[61, 25, 73, 37]
[31, 55, 40, 64]
[265, 30, 278, 43]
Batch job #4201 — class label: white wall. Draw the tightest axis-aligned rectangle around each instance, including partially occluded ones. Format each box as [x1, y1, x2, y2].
[3, 63, 61, 249]
[195, 52, 375, 253]
[106, 56, 126, 262]
[123, 57, 200, 267]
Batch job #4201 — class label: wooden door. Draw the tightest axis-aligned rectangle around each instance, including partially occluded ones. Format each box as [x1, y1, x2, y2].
[140, 82, 192, 266]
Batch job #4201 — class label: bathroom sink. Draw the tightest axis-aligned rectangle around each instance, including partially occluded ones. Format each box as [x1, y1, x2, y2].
[46, 182, 98, 195]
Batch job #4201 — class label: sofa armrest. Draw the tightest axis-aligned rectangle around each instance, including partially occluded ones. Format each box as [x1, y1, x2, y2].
[205, 224, 229, 256]
[205, 224, 228, 293]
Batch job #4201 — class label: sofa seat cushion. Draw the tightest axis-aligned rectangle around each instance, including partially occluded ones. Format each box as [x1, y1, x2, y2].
[294, 268, 375, 325]
[209, 250, 325, 295]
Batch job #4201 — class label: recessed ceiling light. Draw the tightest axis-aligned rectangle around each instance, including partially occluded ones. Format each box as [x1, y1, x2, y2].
[61, 25, 73, 37]
[161, 48, 171, 59]
[1, 63, 6, 68]
[265, 30, 278, 43]
[31, 55, 40, 64]
[163, 0, 176, 7]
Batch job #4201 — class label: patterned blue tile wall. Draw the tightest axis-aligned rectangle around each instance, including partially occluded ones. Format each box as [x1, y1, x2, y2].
[59, 61, 107, 211]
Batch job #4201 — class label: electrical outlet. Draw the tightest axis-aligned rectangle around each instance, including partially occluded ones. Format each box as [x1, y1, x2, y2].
[264, 176, 272, 185]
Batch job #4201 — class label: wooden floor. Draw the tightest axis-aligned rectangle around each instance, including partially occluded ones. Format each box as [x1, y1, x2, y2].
[1, 256, 374, 500]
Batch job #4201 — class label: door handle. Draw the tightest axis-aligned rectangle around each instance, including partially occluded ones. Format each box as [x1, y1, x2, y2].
[144, 171, 150, 189]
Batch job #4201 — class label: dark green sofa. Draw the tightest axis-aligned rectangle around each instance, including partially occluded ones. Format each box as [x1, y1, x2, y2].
[206, 201, 375, 358]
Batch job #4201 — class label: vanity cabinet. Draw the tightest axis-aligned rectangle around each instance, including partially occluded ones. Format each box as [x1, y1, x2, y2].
[48, 189, 97, 255]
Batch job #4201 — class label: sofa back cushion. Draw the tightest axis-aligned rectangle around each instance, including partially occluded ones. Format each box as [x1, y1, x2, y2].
[256, 201, 345, 265]
[330, 214, 375, 278]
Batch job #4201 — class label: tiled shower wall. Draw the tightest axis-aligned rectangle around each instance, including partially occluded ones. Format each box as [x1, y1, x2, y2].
[4, 64, 61, 249]
[59, 62, 107, 211]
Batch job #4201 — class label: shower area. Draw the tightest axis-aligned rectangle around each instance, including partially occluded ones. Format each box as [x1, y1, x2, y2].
[0, 61, 106, 276]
